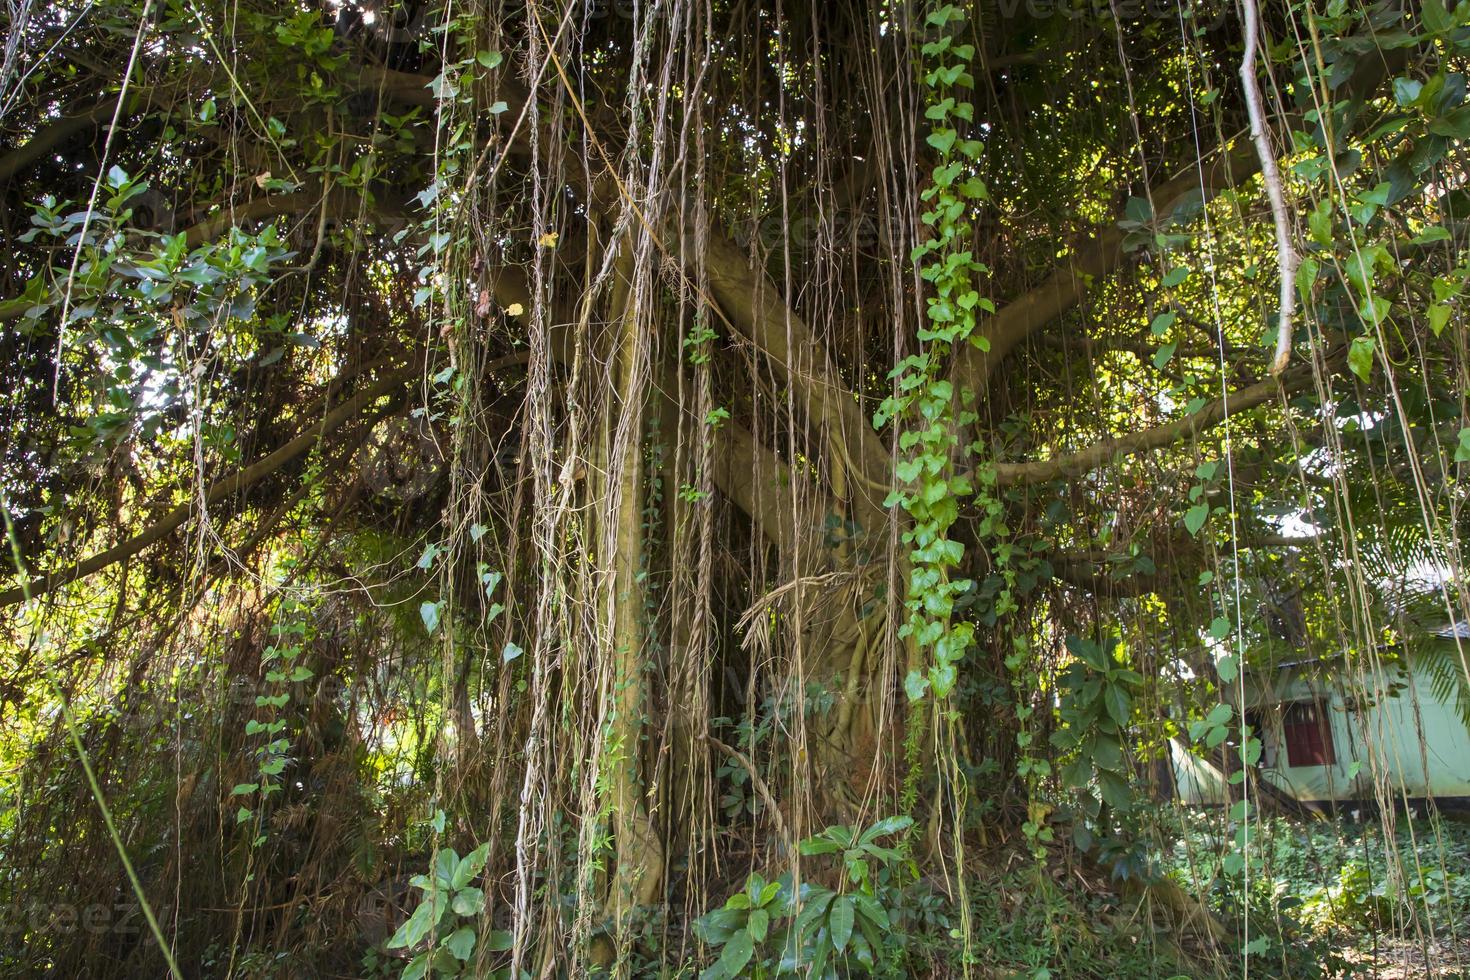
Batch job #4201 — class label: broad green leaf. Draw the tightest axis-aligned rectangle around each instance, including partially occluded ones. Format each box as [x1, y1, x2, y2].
[829, 895, 855, 952]
[1348, 335, 1375, 381]
[435, 848, 459, 886]
[1183, 504, 1209, 536]
[443, 925, 476, 961]
[402, 952, 430, 980]
[904, 669, 928, 706]
[1103, 684, 1130, 727]
[452, 886, 484, 916]
[386, 895, 443, 950]
[747, 908, 769, 942]
[858, 814, 913, 844]
[713, 929, 753, 979]
[420, 601, 442, 635]
[452, 843, 489, 889]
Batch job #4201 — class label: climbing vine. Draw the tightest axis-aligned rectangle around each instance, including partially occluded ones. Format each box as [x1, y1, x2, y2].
[879, 2, 989, 706]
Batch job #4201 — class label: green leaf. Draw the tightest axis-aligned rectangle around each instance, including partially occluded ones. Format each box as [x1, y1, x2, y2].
[502, 641, 523, 664]
[829, 896, 855, 952]
[1061, 755, 1092, 788]
[419, 601, 442, 635]
[1424, 0, 1455, 34]
[1296, 256, 1319, 301]
[1454, 428, 1470, 463]
[386, 894, 445, 950]
[850, 892, 891, 930]
[713, 929, 753, 979]
[1098, 771, 1131, 810]
[452, 886, 485, 916]
[452, 843, 489, 889]
[926, 128, 956, 155]
[1090, 734, 1122, 771]
[1412, 225, 1451, 244]
[1348, 334, 1375, 381]
[1183, 503, 1209, 536]
[747, 908, 769, 942]
[476, 50, 504, 69]
[930, 662, 956, 697]
[402, 952, 430, 980]
[1394, 76, 1424, 106]
[1160, 267, 1188, 287]
[757, 879, 782, 907]
[443, 925, 476, 960]
[1429, 303, 1451, 335]
[1103, 684, 1130, 727]
[1208, 616, 1232, 641]
[1309, 200, 1334, 244]
[903, 669, 930, 702]
[858, 814, 913, 843]
[799, 837, 843, 857]
[435, 848, 459, 885]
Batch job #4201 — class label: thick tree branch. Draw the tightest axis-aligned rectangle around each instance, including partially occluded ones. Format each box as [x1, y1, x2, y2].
[701, 232, 891, 522]
[992, 364, 1317, 487]
[952, 140, 1260, 395]
[0, 91, 155, 184]
[0, 367, 414, 608]
[953, 40, 1401, 393]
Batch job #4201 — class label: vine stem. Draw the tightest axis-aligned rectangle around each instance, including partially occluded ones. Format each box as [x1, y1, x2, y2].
[1240, 0, 1300, 376]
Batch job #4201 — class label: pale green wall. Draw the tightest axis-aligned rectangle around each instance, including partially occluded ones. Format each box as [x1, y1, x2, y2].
[1171, 641, 1470, 805]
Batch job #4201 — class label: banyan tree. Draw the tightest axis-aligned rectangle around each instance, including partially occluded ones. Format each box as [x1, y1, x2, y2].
[1, 0, 1468, 975]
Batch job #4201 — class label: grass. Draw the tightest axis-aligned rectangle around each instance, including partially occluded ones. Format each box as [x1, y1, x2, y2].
[1162, 807, 1470, 977]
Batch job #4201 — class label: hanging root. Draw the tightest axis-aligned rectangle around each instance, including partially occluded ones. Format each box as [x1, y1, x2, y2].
[1240, 0, 1300, 376]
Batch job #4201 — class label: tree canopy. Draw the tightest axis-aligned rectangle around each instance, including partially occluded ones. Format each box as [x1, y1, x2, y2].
[1, 0, 1468, 975]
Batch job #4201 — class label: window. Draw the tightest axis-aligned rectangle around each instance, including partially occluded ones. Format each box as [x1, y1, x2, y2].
[1281, 700, 1335, 767]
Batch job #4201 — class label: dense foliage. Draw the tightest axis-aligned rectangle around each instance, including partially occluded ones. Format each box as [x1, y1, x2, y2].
[1, 0, 1468, 975]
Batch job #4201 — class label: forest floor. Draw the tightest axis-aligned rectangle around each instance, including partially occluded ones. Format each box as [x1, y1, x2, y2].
[1165, 809, 1470, 976]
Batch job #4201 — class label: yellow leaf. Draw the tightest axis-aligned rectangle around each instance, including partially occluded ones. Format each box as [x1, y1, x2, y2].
[537, 232, 558, 248]
[254, 171, 272, 189]
[506, 303, 524, 316]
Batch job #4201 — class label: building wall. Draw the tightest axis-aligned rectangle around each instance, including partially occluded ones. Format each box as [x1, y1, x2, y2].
[1170, 642, 1470, 806]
